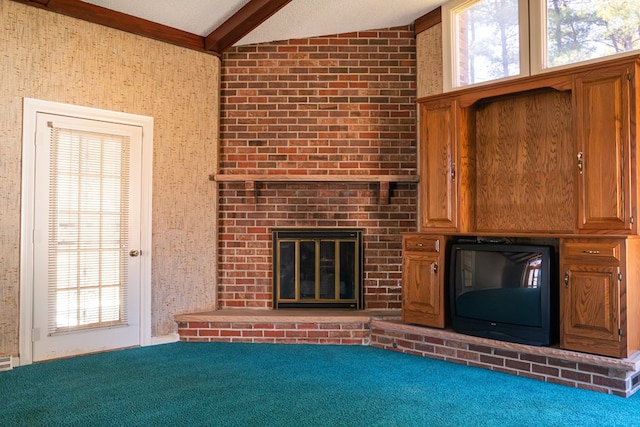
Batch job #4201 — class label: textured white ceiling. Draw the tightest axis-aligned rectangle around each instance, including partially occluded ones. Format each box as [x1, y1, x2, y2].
[81, 0, 444, 45]
[81, 0, 251, 36]
[237, 0, 444, 45]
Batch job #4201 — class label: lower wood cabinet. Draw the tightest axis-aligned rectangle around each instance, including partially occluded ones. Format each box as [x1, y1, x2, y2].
[400, 233, 640, 358]
[401, 234, 446, 328]
[560, 238, 640, 358]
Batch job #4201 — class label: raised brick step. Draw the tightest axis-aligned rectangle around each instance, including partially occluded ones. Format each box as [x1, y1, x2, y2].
[370, 320, 640, 397]
[175, 309, 400, 345]
[175, 310, 640, 397]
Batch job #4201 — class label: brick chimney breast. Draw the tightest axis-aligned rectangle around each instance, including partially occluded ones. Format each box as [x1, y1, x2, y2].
[218, 27, 418, 310]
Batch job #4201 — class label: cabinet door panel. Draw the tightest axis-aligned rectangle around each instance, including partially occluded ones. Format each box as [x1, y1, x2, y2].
[474, 89, 574, 233]
[404, 254, 439, 315]
[419, 101, 457, 230]
[561, 265, 621, 357]
[575, 67, 633, 232]
[402, 252, 444, 327]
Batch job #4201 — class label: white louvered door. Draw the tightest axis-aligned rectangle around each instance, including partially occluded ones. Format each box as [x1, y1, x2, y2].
[31, 112, 142, 362]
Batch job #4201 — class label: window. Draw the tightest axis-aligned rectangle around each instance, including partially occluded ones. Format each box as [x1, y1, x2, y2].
[543, 0, 640, 68]
[48, 125, 131, 333]
[523, 255, 542, 288]
[443, 0, 529, 89]
[443, 0, 640, 91]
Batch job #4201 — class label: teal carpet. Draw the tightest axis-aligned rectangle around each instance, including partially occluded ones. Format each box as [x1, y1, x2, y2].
[1, 342, 640, 426]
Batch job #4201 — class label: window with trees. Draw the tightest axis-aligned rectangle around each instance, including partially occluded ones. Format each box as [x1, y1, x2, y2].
[443, 0, 640, 91]
[545, 0, 640, 68]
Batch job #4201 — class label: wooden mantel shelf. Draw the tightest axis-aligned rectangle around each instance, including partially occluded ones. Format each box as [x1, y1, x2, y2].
[209, 174, 419, 183]
[209, 174, 419, 204]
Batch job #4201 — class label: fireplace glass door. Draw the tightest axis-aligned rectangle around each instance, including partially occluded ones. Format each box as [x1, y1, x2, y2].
[274, 229, 363, 309]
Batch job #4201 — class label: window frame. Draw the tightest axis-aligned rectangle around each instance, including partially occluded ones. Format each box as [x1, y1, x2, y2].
[442, 0, 530, 91]
[442, 0, 640, 92]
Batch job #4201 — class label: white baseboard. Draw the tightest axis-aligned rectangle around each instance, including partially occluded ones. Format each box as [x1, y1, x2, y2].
[10, 335, 179, 368]
[150, 333, 180, 346]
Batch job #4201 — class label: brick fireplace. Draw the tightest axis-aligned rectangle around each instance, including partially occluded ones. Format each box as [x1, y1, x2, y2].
[217, 27, 418, 310]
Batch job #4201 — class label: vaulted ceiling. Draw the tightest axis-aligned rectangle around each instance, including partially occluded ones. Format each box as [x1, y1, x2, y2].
[13, 0, 445, 56]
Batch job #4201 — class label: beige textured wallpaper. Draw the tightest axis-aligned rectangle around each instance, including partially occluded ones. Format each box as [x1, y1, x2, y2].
[416, 24, 443, 98]
[0, 0, 219, 356]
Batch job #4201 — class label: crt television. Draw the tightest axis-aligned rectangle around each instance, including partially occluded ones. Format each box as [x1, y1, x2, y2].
[449, 242, 558, 346]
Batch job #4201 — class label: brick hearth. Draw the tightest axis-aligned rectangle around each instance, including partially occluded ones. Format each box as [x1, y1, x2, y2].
[175, 310, 640, 397]
[371, 320, 640, 398]
[175, 309, 398, 345]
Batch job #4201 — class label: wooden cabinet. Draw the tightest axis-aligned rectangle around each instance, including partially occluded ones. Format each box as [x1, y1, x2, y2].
[418, 99, 475, 232]
[559, 238, 640, 358]
[560, 239, 624, 357]
[401, 234, 446, 328]
[405, 56, 640, 357]
[419, 100, 458, 231]
[474, 89, 574, 233]
[574, 63, 637, 233]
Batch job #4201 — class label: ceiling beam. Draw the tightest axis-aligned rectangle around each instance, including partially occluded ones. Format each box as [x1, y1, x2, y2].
[13, 0, 294, 56]
[204, 0, 293, 54]
[11, 0, 208, 53]
[414, 7, 442, 35]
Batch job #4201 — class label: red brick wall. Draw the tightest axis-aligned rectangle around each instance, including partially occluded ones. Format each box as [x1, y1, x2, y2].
[218, 27, 417, 309]
[178, 320, 371, 345]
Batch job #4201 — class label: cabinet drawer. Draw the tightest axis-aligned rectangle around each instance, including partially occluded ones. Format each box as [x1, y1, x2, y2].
[404, 236, 441, 253]
[561, 240, 622, 264]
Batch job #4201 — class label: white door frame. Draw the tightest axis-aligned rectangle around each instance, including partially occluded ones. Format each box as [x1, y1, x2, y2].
[19, 98, 153, 366]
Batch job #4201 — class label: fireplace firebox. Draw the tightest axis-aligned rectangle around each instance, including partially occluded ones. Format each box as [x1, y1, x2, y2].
[273, 229, 363, 309]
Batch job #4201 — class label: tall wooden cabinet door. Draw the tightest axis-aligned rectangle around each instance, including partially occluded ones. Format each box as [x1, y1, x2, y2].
[419, 99, 458, 230]
[560, 264, 622, 357]
[574, 65, 634, 232]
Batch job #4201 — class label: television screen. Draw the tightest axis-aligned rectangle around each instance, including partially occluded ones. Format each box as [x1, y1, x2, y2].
[449, 242, 557, 346]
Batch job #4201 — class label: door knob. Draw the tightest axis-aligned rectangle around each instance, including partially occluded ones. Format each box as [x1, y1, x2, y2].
[129, 250, 140, 257]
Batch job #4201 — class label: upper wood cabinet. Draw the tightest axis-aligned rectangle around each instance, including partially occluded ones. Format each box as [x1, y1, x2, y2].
[474, 89, 574, 233]
[419, 99, 458, 231]
[574, 62, 637, 233]
[416, 55, 640, 236]
[418, 99, 474, 232]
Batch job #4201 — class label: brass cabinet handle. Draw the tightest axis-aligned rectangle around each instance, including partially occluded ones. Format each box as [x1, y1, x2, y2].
[564, 271, 569, 288]
[577, 151, 583, 174]
[582, 250, 600, 254]
[432, 263, 438, 274]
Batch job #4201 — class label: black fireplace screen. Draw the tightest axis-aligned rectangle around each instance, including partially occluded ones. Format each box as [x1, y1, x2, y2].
[273, 229, 363, 309]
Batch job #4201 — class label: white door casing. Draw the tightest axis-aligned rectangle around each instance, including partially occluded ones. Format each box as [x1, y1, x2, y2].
[20, 98, 153, 365]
